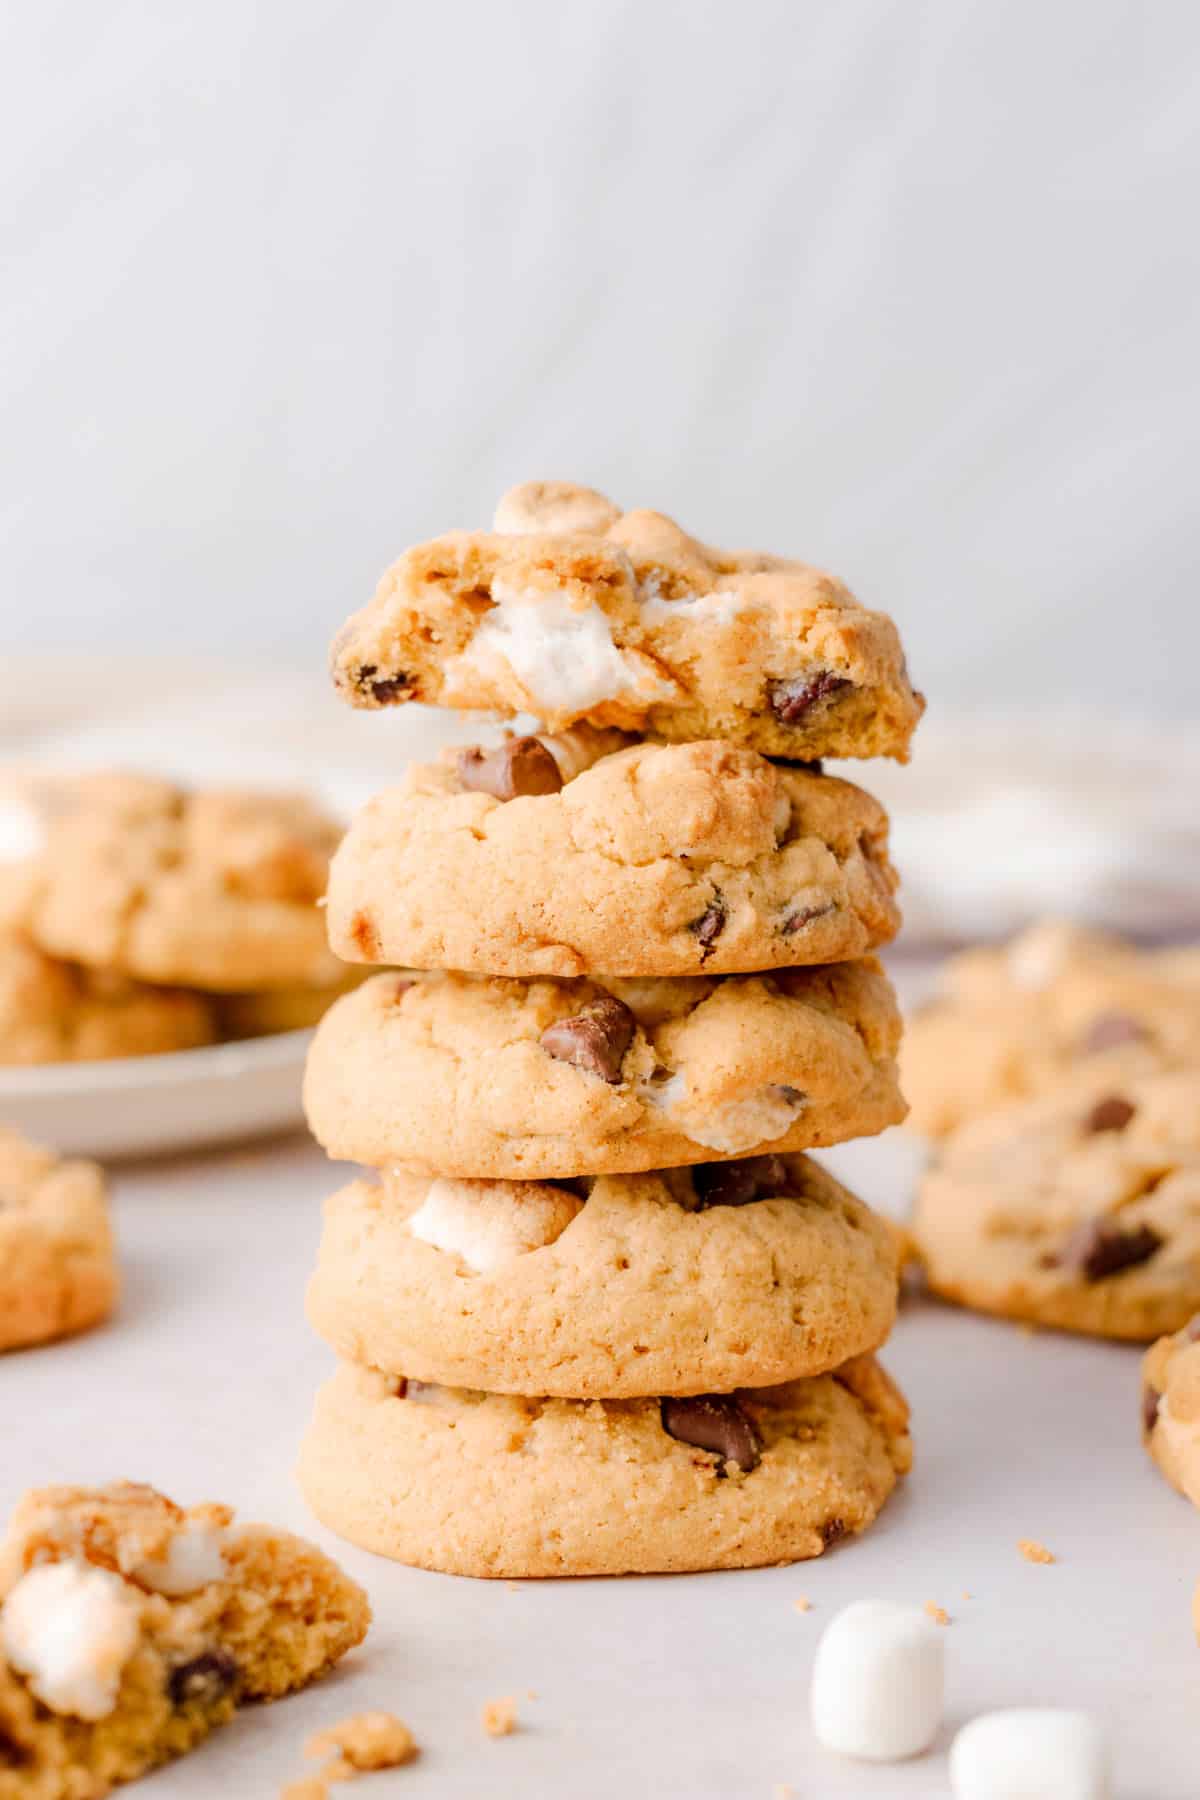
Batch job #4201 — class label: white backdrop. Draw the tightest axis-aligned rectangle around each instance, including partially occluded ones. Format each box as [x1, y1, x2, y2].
[1, 0, 1198, 720]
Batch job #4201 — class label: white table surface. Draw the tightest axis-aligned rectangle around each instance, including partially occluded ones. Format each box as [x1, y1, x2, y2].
[4, 1116, 1197, 1800]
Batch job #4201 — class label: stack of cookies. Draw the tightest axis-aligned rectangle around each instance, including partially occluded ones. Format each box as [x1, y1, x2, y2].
[298, 481, 924, 1578]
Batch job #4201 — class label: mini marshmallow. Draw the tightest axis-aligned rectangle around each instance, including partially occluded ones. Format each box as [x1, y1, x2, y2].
[1, 1562, 141, 1720]
[452, 584, 638, 714]
[810, 1600, 944, 1761]
[949, 1708, 1111, 1799]
[132, 1523, 228, 1597]
[407, 1178, 583, 1272]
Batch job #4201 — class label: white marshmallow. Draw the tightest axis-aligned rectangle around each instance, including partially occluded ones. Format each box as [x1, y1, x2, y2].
[810, 1600, 944, 1761]
[1, 1562, 141, 1720]
[949, 1708, 1111, 1799]
[0, 797, 44, 865]
[638, 584, 746, 627]
[649, 1071, 805, 1154]
[407, 1178, 582, 1272]
[131, 1523, 228, 1597]
[449, 583, 639, 713]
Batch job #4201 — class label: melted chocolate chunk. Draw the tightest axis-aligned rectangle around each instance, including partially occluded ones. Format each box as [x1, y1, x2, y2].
[456, 736, 563, 801]
[775, 757, 825, 773]
[687, 892, 727, 959]
[661, 1394, 762, 1472]
[820, 1516, 848, 1548]
[354, 663, 411, 703]
[780, 899, 837, 937]
[539, 996, 635, 1084]
[1084, 1094, 1137, 1134]
[1052, 1216, 1163, 1282]
[768, 672, 851, 724]
[1079, 1011, 1149, 1055]
[693, 1154, 790, 1209]
[167, 1649, 239, 1709]
[1142, 1382, 1162, 1435]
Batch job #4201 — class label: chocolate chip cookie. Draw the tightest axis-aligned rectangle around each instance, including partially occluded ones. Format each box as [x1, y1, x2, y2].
[1142, 1316, 1200, 1508]
[912, 1069, 1200, 1339]
[304, 961, 905, 1175]
[0, 930, 216, 1065]
[306, 1156, 899, 1397]
[325, 733, 899, 978]
[903, 919, 1200, 1138]
[0, 1129, 117, 1351]
[0, 1481, 369, 1798]
[298, 1353, 911, 1577]
[329, 481, 923, 759]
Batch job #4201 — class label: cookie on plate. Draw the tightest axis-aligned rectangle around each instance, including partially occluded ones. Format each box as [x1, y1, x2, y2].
[912, 1069, 1200, 1340]
[26, 773, 346, 992]
[298, 1354, 911, 1578]
[902, 919, 1200, 1138]
[0, 1481, 369, 1798]
[304, 961, 905, 1175]
[1142, 1317, 1200, 1508]
[307, 1156, 899, 1397]
[0, 931, 215, 1065]
[329, 481, 923, 760]
[211, 967, 367, 1041]
[0, 1129, 117, 1351]
[325, 732, 900, 978]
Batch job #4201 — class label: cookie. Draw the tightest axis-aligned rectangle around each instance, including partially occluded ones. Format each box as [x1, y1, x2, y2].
[25, 773, 346, 991]
[912, 1069, 1200, 1339]
[298, 1354, 911, 1577]
[306, 1156, 899, 1397]
[211, 967, 366, 1041]
[903, 919, 1200, 1138]
[1142, 1316, 1200, 1508]
[304, 961, 905, 1175]
[325, 732, 900, 978]
[0, 1129, 117, 1351]
[329, 481, 923, 760]
[0, 930, 215, 1064]
[0, 1481, 369, 1799]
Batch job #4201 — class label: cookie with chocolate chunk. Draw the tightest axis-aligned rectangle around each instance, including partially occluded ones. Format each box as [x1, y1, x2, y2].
[304, 960, 905, 1175]
[912, 1069, 1200, 1339]
[298, 1354, 911, 1577]
[0, 1128, 117, 1351]
[1142, 1315, 1200, 1508]
[329, 480, 923, 761]
[307, 1157, 899, 1397]
[325, 732, 900, 978]
[902, 919, 1200, 1139]
[0, 929, 216, 1065]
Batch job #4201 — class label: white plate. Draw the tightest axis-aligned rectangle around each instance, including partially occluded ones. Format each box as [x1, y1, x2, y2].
[0, 1029, 311, 1160]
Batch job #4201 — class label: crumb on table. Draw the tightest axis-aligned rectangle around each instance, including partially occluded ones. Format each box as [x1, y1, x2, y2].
[306, 1711, 418, 1776]
[1017, 1538, 1056, 1565]
[924, 1600, 950, 1625]
[482, 1695, 519, 1737]
[281, 1782, 328, 1800]
[793, 1594, 811, 1613]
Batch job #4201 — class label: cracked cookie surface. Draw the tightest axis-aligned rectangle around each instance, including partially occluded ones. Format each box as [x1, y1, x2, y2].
[304, 961, 904, 1174]
[903, 919, 1200, 1138]
[0, 1481, 369, 1800]
[298, 1354, 911, 1577]
[0, 1129, 117, 1352]
[1142, 1317, 1200, 1508]
[24, 773, 347, 992]
[329, 480, 923, 759]
[912, 1069, 1200, 1339]
[306, 1156, 899, 1397]
[325, 734, 899, 978]
[0, 930, 216, 1065]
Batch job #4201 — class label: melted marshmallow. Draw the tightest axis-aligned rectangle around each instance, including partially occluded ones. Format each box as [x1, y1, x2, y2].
[1, 1562, 141, 1720]
[132, 1523, 228, 1597]
[448, 582, 639, 714]
[649, 1073, 805, 1153]
[407, 1178, 582, 1272]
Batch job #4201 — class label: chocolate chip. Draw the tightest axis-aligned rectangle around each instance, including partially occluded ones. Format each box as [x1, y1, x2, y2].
[775, 758, 825, 773]
[687, 892, 727, 959]
[661, 1395, 761, 1472]
[820, 1516, 848, 1548]
[693, 1154, 790, 1209]
[456, 737, 563, 801]
[1052, 1217, 1163, 1282]
[0, 1727, 29, 1768]
[354, 663, 411, 703]
[768, 672, 850, 724]
[539, 996, 635, 1084]
[1079, 1012, 1149, 1054]
[167, 1649, 239, 1709]
[1084, 1094, 1137, 1134]
[780, 900, 837, 937]
[1142, 1382, 1162, 1435]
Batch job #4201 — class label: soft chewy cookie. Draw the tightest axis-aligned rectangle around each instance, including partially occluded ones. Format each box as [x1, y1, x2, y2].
[0, 931, 215, 1064]
[1142, 1317, 1200, 1508]
[26, 772, 346, 991]
[307, 1156, 899, 1397]
[913, 1069, 1200, 1339]
[0, 1129, 117, 1351]
[329, 481, 923, 759]
[0, 1481, 368, 1799]
[298, 1354, 911, 1577]
[903, 919, 1200, 1138]
[326, 731, 899, 978]
[304, 961, 905, 1174]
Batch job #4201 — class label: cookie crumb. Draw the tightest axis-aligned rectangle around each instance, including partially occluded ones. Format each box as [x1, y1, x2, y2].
[1016, 1321, 1038, 1337]
[281, 1783, 328, 1800]
[1017, 1538, 1056, 1564]
[526, 1688, 538, 1700]
[962, 1589, 973, 1600]
[772, 1786, 794, 1799]
[924, 1600, 950, 1626]
[505, 1580, 521, 1591]
[482, 1696, 518, 1737]
[306, 1713, 418, 1776]
[793, 1594, 812, 1612]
